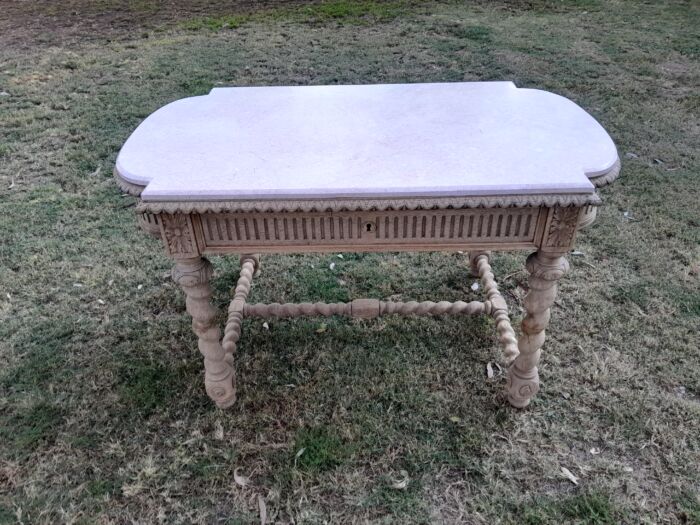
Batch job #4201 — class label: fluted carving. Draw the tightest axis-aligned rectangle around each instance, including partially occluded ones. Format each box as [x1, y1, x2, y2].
[577, 204, 597, 230]
[507, 251, 569, 408]
[136, 211, 161, 238]
[173, 257, 235, 408]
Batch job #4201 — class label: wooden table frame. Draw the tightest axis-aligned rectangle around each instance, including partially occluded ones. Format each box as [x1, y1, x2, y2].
[117, 160, 619, 409]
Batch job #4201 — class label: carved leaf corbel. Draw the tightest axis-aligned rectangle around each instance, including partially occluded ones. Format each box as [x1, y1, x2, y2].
[545, 207, 580, 248]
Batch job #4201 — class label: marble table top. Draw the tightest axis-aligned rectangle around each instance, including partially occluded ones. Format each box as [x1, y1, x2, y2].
[115, 82, 618, 201]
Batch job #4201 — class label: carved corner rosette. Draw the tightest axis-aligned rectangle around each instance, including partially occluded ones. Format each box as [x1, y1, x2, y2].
[160, 213, 199, 257]
[543, 206, 581, 250]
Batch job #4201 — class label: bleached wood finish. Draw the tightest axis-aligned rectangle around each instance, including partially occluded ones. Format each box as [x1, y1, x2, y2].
[191, 207, 546, 255]
[221, 252, 518, 372]
[140, 206, 557, 257]
[172, 257, 236, 408]
[115, 82, 620, 410]
[136, 202, 589, 408]
[472, 252, 519, 363]
[241, 298, 489, 319]
[508, 251, 569, 407]
[221, 254, 258, 355]
[577, 204, 597, 230]
[136, 211, 160, 238]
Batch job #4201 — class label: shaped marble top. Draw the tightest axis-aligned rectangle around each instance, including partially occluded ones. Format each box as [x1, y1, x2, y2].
[115, 82, 618, 201]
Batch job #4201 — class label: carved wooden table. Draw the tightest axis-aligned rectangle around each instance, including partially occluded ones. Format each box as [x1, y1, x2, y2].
[114, 82, 619, 409]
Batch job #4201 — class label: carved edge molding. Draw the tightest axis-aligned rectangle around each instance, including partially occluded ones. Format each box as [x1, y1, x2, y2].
[588, 158, 621, 188]
[135, 193, 602, 214]
[113, 169, 145, 196]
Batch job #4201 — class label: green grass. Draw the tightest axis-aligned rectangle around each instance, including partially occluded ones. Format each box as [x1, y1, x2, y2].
[1, 402, 64, 454]
[119, 360, 200, 416]
[521, 492, 621, 525]
[181, 0, 409, 31]
[299, 0, 407, 22]
[293, 426, 348, 472]
[1, 0, 699, 522]
[0, 507, 14, 525]
[85, 479, 119, 498]
[675, 491, 700, 525]
[455, 24, 493, 43]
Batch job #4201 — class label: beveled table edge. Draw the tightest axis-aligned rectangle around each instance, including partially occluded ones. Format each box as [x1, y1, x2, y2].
[114, 159, 619, 212]
[588, 158, 621, 187]
[114, 170, 146, 196]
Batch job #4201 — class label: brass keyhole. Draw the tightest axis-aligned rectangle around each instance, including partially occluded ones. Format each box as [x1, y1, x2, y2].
[364, 222, 375, 233]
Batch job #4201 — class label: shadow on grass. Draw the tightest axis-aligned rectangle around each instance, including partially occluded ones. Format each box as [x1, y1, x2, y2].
[0, 402, 65, 455]
[519, 492, 624, 525]
[118, 358, 209, 418]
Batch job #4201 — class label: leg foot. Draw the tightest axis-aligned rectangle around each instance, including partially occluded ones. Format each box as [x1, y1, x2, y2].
[507, 251, 568, 408]
[173, 257, 236, 408]
[507, 365, 540, 408]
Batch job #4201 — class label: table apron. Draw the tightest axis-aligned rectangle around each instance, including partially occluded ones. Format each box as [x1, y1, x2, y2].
[189, 207, 549, 254]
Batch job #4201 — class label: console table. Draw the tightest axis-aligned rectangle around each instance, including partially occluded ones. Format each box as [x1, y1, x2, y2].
[114, 82, 619, 409]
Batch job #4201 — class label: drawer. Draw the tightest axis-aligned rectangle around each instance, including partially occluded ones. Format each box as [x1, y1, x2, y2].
[193, 207, 546, 253]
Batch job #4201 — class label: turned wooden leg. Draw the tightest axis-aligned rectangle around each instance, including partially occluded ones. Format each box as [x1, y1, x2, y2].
[172, 257, 236, 408]
[507, 251, 569, 408]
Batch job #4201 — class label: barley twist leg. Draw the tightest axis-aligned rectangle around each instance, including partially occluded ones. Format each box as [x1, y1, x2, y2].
[468, 251, 484, 277]
[471, 252, 519, 363]
[173, 257, 236, 408]
[222, 254, 259, 354]
[508, 251, 569, 408]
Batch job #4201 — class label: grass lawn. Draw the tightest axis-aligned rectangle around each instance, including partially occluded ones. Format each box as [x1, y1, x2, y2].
[1, 0, 699, 523]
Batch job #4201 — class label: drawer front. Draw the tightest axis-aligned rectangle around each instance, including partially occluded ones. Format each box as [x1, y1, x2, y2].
[194, 208, 546, 252]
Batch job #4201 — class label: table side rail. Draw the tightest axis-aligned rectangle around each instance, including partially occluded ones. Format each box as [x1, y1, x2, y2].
[190, 207, 548, 254]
